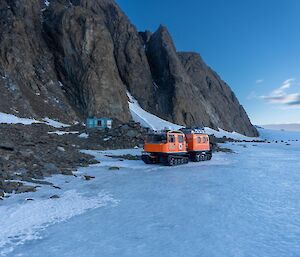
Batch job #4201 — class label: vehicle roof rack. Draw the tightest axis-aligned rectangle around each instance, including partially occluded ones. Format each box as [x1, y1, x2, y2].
[180, 127, 206, 134]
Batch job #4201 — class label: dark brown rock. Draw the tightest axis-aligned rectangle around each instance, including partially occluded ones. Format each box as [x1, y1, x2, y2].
[178, 52, 258, 137]
[43, 0, 130, 122]
[0, 0, 78, 122]
[144, 26, 257, 136]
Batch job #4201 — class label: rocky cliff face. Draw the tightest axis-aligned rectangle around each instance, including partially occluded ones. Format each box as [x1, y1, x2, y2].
[0, 0, 258, 136]
[0, 0, 77, 122]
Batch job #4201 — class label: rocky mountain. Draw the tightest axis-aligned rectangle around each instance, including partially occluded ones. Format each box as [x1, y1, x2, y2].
[0, 0, 258, 136]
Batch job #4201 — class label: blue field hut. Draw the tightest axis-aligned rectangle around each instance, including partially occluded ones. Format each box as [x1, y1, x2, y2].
[86, 117, 113, 129]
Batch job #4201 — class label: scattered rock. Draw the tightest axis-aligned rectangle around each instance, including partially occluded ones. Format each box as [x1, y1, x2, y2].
[0, 142, 14, 151]
[62, 170, 73, 176]
[106, 154, 141, 160]
[15, 185, 36, 194]
[21, 178, 53, 186]
[109, 167, 120, 171]
[126, 130, 138, 138]
[50, 195, 60, 199]
[43, 163, 58, 174]
[53, 185, 61, 190]
[2, 181, 20, 194]
[83, 175, 95, 181]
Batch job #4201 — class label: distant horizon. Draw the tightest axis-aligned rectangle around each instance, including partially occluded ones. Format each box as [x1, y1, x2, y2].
[116, 0, 300, 125]
[260, 122, 300, 125]
[260, 123, 300, 132]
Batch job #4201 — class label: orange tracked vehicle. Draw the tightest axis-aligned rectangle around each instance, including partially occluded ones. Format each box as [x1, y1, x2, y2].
[141, 128, 212, 166]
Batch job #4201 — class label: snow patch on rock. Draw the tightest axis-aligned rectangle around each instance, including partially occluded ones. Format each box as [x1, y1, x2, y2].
[0, 113, 70, 128]
[42, 118, 70, 128]
[126, 93, 258, 140]
[0, 113, 39, 125]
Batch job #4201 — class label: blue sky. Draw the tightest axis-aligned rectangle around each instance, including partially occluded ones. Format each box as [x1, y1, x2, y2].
[116, 0, 300, 125]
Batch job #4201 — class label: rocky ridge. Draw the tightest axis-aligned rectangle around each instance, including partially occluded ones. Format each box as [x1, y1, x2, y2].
[0, 0, 257, 136]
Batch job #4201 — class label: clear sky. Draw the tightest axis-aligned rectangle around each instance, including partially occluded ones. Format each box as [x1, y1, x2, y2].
[116, 0, 300, 125]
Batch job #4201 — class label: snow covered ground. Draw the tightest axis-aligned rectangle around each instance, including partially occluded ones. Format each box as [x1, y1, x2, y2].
[1, 128, 300, 257]
[0, 112, 70, 128]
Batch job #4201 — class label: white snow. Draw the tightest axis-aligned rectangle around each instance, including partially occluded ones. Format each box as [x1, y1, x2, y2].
[0, 113, 70, 128]
[42, 118, 70, 128]
[44, 0, 50, 7]
[127, 92, 183, 131]
[0, 113, 40, 125]
[48, 131, 79, 136]
[79, 133, 89, 139]
[127, 92, 258, 140]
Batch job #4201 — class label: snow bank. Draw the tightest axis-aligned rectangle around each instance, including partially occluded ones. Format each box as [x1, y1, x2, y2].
[48, 131, 79, 136]
[43, 118, 70, 128]
[127, 92, 182, 131]
[0, 113, 39, 125]
[0, 190, 118, 256]
[79, 133, 89, 139]
[78, 133, 89, 138]
[0, 113, 70, 128]
[127, 93, 258, 140]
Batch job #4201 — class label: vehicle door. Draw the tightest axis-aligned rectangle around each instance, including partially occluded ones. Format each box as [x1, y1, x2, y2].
[168, 134, 176, 152]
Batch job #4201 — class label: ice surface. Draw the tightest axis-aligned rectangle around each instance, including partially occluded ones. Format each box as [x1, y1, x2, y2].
[2, 129, 300, 257]
[0, 185, 118, 256]
[258, 127, 300, 141]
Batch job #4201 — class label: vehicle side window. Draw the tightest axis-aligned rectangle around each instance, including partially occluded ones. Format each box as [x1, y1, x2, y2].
[178, 135, 184, 143]
[197, 137, 201, 144]
[169, 135, 175, 143]
[203, 136, 207, 143]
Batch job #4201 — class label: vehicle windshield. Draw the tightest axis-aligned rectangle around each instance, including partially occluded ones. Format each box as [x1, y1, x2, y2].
[146, 134, 167, 144]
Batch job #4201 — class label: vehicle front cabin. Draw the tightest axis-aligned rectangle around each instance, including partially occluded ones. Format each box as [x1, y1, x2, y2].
[144, 131, 187, 154]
